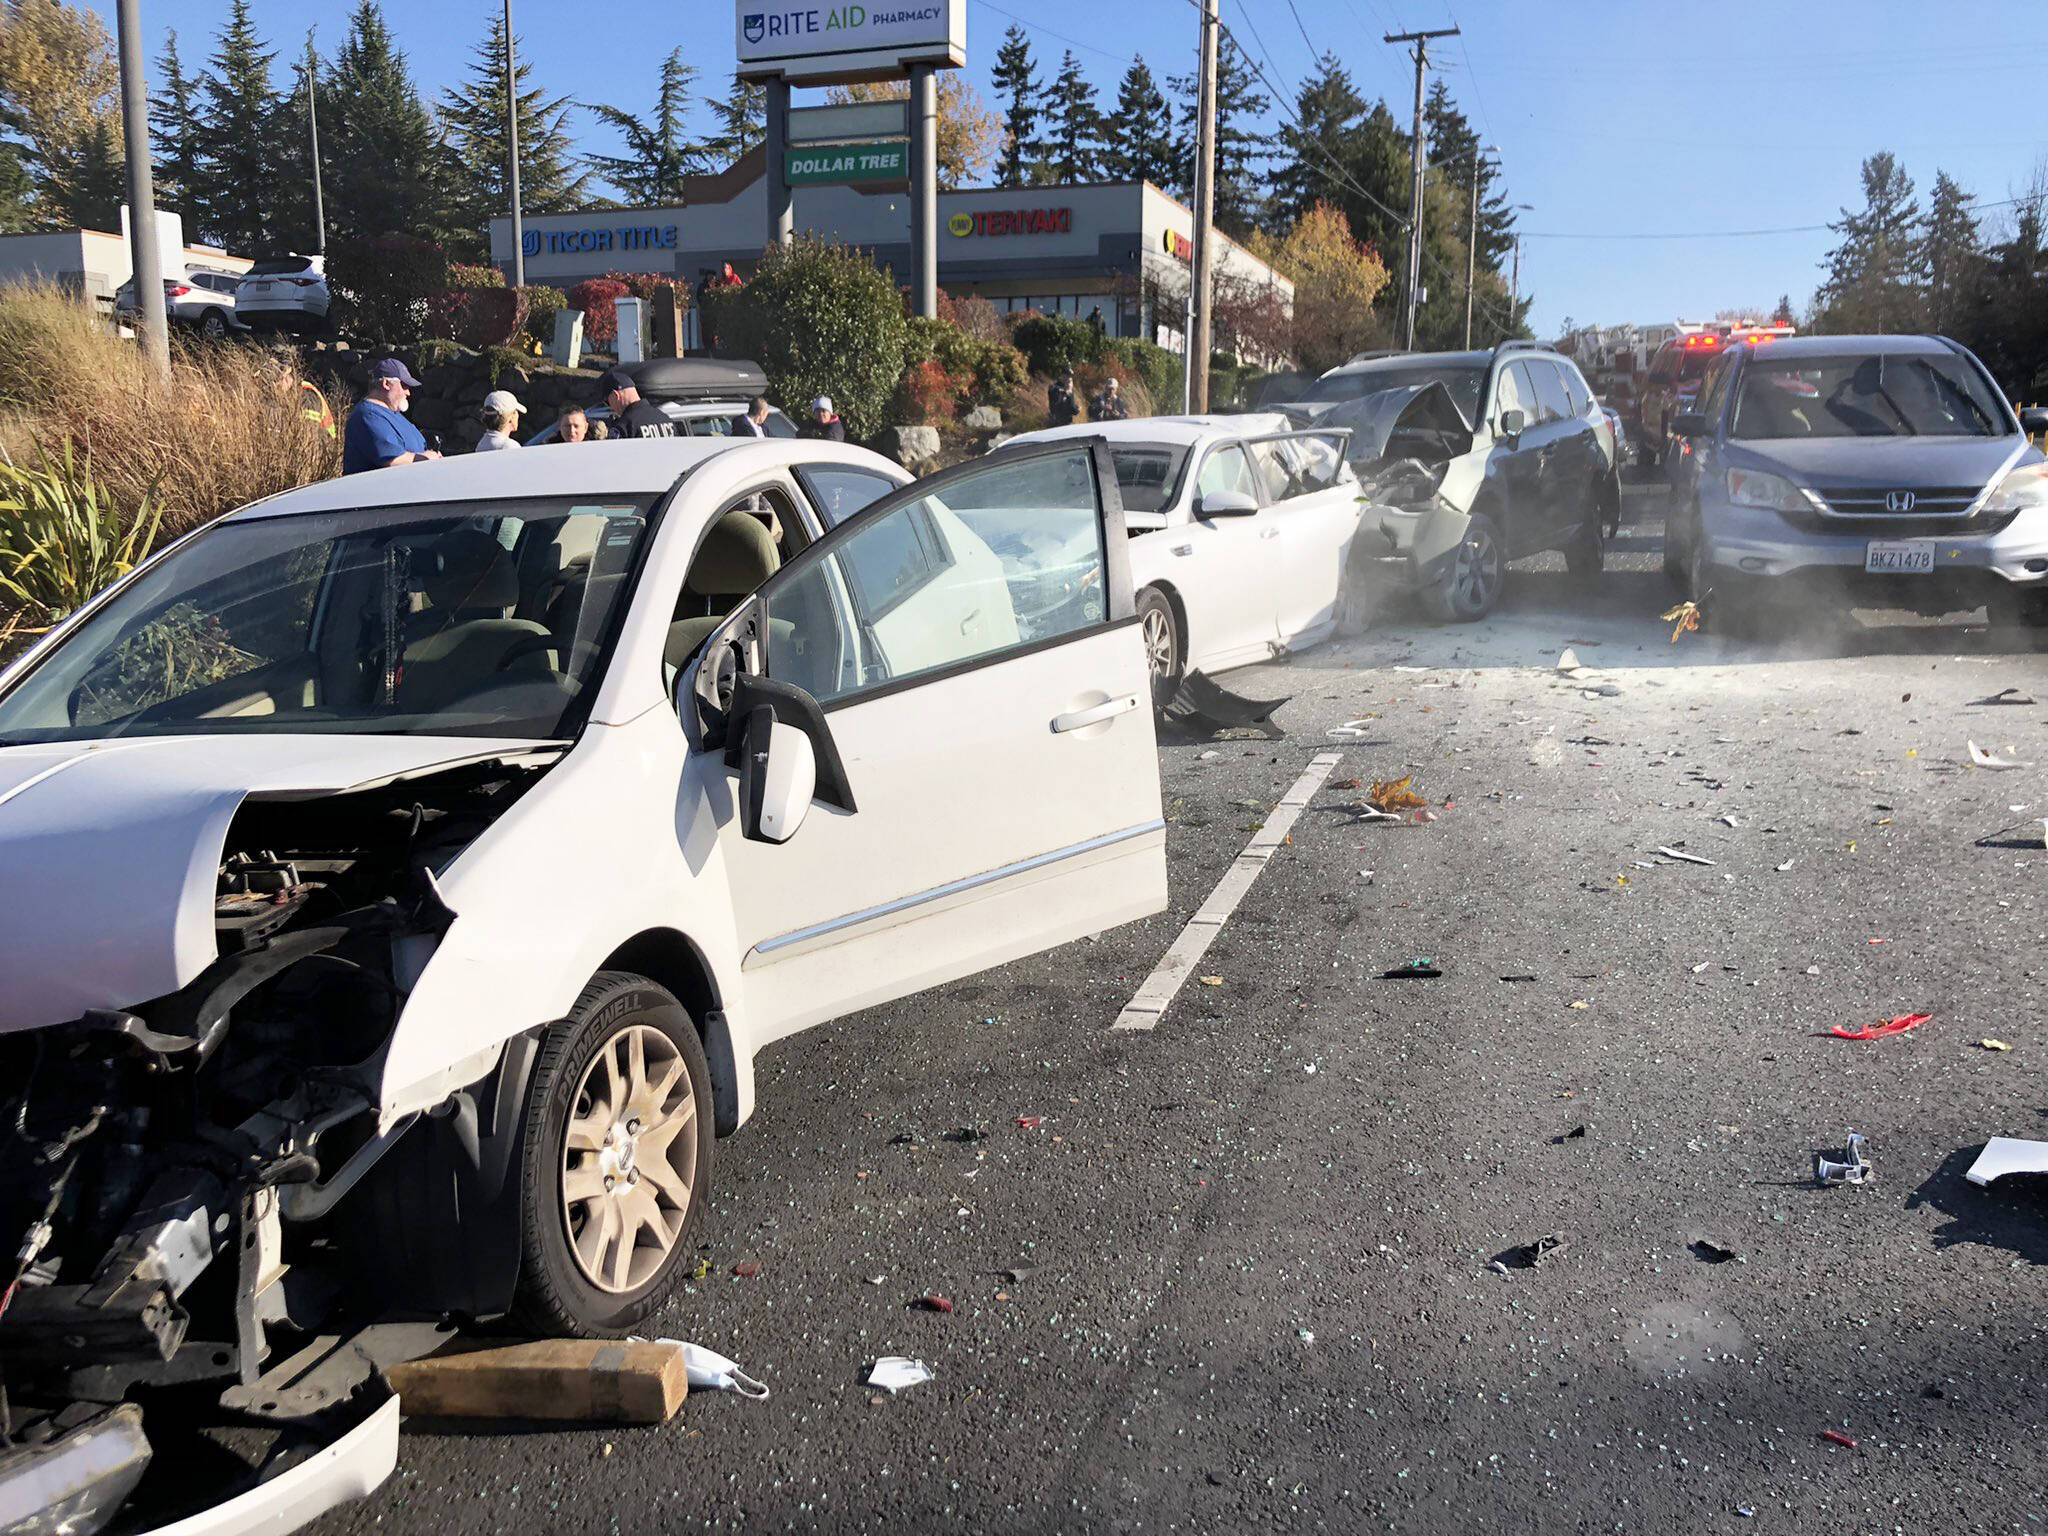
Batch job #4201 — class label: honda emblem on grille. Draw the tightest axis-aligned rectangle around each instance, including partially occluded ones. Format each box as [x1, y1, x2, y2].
[1884, 490, 1916, 512]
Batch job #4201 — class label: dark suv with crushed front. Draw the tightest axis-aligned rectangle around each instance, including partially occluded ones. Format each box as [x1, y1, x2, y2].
[1666, 334, 2048, 631]
[1288, 343, 1621, 621]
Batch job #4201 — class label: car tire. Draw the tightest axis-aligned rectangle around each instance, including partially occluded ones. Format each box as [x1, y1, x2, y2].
[198, 309, 230, 342]
[1424, 511, 1505, 622]
[1565, 493, 1605, 579]
[509, 971, 715, 1338]
[1662, 503, 1691, 588]
[1138, 586, 1183, 709]
[1689, 543, 1768, 640]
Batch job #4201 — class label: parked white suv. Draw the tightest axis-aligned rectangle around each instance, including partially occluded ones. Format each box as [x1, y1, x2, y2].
[113, 268, 248, 340]
[0, 436, 1164, 1533]
[235, 253, 330, 334]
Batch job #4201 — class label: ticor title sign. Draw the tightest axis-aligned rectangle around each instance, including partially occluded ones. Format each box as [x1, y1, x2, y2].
[737, 1, 963, 69]
[949, 208, 1074, 238]
[785, 143, 909, 185]
[523, 225, 679, 258]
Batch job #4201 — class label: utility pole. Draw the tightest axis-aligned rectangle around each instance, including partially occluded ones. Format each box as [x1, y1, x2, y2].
[298, 48, 325, 255]
[1188, 0, 1220, 411]
[505, 0, 523, 285]
[1384, 25, 1457, 351]
[114, 0, 167, 373]
[1511, 234, 1521, 323]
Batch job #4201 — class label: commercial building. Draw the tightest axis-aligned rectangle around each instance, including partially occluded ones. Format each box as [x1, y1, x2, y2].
[490, 152, 1290, 351]
[0, 214, 248, 311]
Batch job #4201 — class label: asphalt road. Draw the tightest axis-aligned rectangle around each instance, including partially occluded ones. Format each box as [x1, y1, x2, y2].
[322, 475, 2048, 1534]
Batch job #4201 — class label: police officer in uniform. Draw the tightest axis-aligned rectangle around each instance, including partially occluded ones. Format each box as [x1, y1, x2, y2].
[594, 367, 675, 440]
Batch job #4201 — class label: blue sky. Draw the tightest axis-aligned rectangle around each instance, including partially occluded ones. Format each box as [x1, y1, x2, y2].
[96, 0, 2048, 334]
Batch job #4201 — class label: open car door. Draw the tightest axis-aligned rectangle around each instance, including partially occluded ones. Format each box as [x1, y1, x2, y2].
[679, 439, 1167, 1042]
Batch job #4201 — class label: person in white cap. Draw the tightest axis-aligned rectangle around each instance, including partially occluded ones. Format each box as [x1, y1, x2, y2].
[803, 394, 845, 442]
[476, 389, 526, 452]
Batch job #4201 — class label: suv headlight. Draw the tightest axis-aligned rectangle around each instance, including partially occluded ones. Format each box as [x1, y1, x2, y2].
[1725, 468, 1811, 513]
[1982, 461, 2048, 514]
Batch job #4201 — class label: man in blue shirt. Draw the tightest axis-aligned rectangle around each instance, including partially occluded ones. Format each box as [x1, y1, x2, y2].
[343, 358, 442, 474]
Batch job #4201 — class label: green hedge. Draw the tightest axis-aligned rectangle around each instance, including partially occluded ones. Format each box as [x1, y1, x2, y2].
[1011, 312, 1099, 378]
[1103, 337, 1183, 412]
[327, 234, 449, 347]
[707, 239, 908, 439]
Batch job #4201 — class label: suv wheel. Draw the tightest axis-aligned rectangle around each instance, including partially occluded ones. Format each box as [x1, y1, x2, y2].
[199, 309, 230, 342]
[1565, 499, 1605, 579]
[1690, 543, 1768, 640]
[1425, 512, 1505, 622]
[1662, 503, 1691, 588]
[510, 971, 714, 1336]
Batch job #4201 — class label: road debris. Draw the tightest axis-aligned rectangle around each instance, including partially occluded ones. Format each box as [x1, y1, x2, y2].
[1689, 1239, 1741, 1265]
[1327, 720, 1376, 741]
[1967, 740, 2033, 771]
[866, 1357, 934, 1395]
[1567, 1000, 1591, 1010]
[1970, 687, 2037, 706]
[1717, 813, 1740, 828]
[1160, 671, 1288, 739]
[1551, 1125, 1588, 1144]
[1977, 1039, 2012, 1052]
[732, 1260, 764, 1278]
[1381, 958, 1442, 979]
[941, 1126, 988, 1144]
[1820, 1429, 1859, 1450]
[1367, 775, 1428, 814]
[1198, 975, 1224, 987]
[1815, 1132, 1871, 1186]
[1581, 684, 1623, 699]
[1829, 1012, 1929, 1041]
[386, 1339, 690, 1424]
[1660, 600, 1701, 643]
[1014, 1115, 1045, 1130]
[1500, 1233, 1567, 1270]
[1965, 1137, 2048, 1186]
[1776, 859, 1797, 872]
[1656, 846, 1717, 867]
[1328, 777, 1363, 790]
[632, 1340, 772, 1399]
[1500, 974, 1538, 983]
[912, 1295, 954, 1314]
[1556, 647, 1588, 674]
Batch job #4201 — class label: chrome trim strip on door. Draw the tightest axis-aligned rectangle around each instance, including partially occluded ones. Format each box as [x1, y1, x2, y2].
[752, 817, 1167, 957]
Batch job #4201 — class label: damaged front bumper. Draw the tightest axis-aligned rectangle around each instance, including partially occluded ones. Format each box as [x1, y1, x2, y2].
[1351, 498, 1471, 596]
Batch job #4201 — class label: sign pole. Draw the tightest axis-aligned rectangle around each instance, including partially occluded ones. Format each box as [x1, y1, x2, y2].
[114, 0, 167, 374]
[765, 76, 794, 248]
[505, 0, 524, 287]
[1187, 0, 1218, 413]
[909, 63, 938, 319]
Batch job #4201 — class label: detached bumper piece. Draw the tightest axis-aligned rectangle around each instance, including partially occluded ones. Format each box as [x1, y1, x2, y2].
[0, 1404, 151, 1536]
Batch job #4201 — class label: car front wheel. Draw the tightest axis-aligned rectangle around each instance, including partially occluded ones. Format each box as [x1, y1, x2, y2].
[1425, 511, 1505, 622]
[199, 309, 230, 342]
[1138, 586, 1182, 708]
[510, 971, 714, 1336]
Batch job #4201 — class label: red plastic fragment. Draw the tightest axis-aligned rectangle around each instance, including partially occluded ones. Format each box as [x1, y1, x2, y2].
[732, 1260, 762, 1278]
[1829, 1013, 1929, 1041]
[1015, 1115, 1044, 1130]
[913, 1295, 954, 1313]
[1820, 1429, 1858, 1449]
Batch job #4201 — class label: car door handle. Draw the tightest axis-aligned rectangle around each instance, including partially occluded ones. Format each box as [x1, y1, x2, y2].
[1051, 695, 1140, 733]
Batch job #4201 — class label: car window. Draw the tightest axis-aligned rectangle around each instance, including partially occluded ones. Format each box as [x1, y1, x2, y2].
[1729, 353, 2008, 440]
[1492, 362, 1531, 428]
[1301, 364, 1487, 426]
[1195, 444, 1261, 505]
[1560, 364, 1593, 418]
[1648, 346, 1679, 384]
[763, 449, 1106, 706]
[1526, 361, 1572, 424]
[763, 410, 799, 439]
[1696, 354, 1738, 426]
[684, 415, 732, 438]
[1106, 446, 1191, 514]
[800, 465, 901, 529]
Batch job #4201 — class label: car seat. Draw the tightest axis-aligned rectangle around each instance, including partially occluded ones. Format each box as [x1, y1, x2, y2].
[400, 529, 557, 712]
[665, 510, 782, 669]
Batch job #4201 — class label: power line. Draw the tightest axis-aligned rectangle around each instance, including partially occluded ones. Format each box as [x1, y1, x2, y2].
[968, 0, 1135, 67]
[1518, 193, 2038, 242]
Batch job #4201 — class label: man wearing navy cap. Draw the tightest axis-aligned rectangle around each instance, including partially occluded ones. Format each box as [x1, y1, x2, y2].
[343, 358, 441, 474]
[594, 367, 676, 440]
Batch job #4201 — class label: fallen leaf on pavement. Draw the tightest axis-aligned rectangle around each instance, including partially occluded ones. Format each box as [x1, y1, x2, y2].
[1367, 775, 1428, 814]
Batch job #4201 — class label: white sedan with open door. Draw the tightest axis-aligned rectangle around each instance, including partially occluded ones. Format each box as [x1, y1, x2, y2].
[0, 436, 1164, 1534]
[1002, 415, 1361, 703]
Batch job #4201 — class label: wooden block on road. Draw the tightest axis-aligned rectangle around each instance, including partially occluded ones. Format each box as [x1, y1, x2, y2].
[386, 1339, 688, 1424]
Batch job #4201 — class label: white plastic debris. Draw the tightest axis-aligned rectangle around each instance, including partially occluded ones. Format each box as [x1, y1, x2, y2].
[1327, 720, 1375, 741]
[1815, 1132, 1871, 1187]
[1965, 1137, 2048, 1187]
[867, 1356, 934, 1395]
[1556, 647, 1584, 674]
[1967, 740, 2032, 771]
[627, 1339, 771, 1399]
[1657, 846, 1717, 867]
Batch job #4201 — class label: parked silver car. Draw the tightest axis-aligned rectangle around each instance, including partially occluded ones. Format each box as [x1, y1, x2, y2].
[112, 269, 247, 340]
[1666, 334, 2048, 631]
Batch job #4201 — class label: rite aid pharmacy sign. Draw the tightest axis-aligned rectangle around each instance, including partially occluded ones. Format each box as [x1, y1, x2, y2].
[736, 0, 965, 81]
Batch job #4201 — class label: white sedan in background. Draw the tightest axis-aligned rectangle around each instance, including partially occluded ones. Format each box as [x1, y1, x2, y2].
[1002, 415, 1361, 701]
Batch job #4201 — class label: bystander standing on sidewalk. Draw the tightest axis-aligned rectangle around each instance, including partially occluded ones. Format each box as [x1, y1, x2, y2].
[1092, 375, 1130, 421]
[1049, 369, 1080, 427]
[342, 358, 439, 474]
[804, 395, 846, 441]
[476, 390, 525, 451]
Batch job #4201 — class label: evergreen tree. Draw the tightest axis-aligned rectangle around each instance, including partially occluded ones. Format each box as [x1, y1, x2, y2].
[193, 0, 279, 252]
[150, 30, 202, 224]
[1100, 57, 1173, 188]
[324, 0, 454, 246]
[442, 8, 588, 247]
[584, 49, 709, 204]
[1043, 51, 1100, 185]
[706, 74, 765, 167]
[1922, 169, 1982, 336]
[1170, 37, 1268, 236]
[1266, 54, 1363, 229]
[0, 0, 121, 228]
[265, 34, 323, 255]
[989, 24, 1042, 188]
[38, 107, 118, 228]
[1971, 194, 2048, 394]
[1814, 151, 1924, 335]
[1771, 293, 1796, 326]
[0, 142, 32, 232]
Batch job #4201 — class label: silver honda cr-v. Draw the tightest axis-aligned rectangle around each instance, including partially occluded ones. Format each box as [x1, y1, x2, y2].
[1664, 334, 2048, 631]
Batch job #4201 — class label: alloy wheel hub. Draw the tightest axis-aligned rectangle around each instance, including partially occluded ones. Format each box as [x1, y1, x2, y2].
[560, 1024, 698, 1294]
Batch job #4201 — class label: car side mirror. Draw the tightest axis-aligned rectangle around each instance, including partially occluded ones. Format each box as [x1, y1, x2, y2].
[1498, 408, 1525, 440]
[1671, 411, 1708, 438]
[1197, 489, 1259, 518]
[737, 705, 816, 844]
[2019, 406, 2048, 437]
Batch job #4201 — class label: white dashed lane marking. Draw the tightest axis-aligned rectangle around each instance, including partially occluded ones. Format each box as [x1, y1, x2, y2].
[1111, 749, 1345, 1032]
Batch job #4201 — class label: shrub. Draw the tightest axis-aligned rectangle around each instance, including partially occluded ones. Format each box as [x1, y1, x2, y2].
[1011, 312, 1100, 378]
[522, 286, 568, 351]
[0, 438, 163, 632]
[568, 278, 631, 348]
[601, 271, 692, 312]
[938, 290, 1007, 344]
[446, 261, 506, 289]
[327, 234, 450, 347]
[481, 345, 528, 386]
[708, 238, 908, 440]
[0, 286, 340, 556]
[904, 315, 1027, 408]
[896, 358, 959, 423]
[1103, 337, 1183, 413]
[425, 287, 531, 350]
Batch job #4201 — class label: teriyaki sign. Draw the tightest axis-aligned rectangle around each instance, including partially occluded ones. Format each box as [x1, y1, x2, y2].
[736, 0, 964, 80]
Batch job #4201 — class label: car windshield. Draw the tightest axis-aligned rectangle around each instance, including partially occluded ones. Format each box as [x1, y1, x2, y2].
[1729, 353, 2008, 439]
[0, 496, 656, 745]
[1107, 445, 1190, 513]
[1300, 365, 1487, 425]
